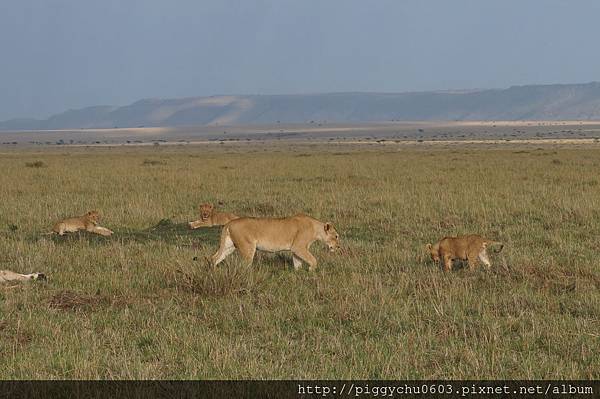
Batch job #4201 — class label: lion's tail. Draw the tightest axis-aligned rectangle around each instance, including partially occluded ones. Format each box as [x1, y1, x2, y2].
[485, 240, 504, 253]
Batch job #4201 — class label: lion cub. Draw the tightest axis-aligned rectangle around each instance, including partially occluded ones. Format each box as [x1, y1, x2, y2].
[0, 270, 46, 283]
[51, 210, 114, 236]
[426, 235, 503, 271]
[188, 203, 239, 229]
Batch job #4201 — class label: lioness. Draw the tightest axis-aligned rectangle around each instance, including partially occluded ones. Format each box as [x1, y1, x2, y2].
[211, 214, 339, 271]
[188, 203, 239, 229]
[0, 270, 46, 283]
[51, 210, 114, 236]
[426, 235, 503, 271]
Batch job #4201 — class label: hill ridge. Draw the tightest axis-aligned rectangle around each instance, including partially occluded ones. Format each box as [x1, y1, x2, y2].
[2, 82, 600, 130]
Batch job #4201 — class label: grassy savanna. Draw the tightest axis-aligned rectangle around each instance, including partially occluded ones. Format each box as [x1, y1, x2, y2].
[0, 143, 599, 379]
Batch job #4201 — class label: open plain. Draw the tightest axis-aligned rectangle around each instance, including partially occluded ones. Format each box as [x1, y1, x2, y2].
[1, 120, 600, 147]
[0, 123, 599, 378]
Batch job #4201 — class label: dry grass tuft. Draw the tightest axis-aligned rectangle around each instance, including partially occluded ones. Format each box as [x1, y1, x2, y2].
[48, 290, 109, 312]
[172, 266, 267, 298]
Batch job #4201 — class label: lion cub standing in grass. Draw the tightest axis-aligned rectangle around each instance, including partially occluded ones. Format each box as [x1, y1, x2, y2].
[0, 270, 46, 283]
[50, 210, 113, 236]
[211, 214, 340, 271]
[188, 203, 239, 229]
[426, 235, 503, 271]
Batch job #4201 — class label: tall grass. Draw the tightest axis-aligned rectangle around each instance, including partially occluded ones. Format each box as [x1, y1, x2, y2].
[0, 143, 598, 378]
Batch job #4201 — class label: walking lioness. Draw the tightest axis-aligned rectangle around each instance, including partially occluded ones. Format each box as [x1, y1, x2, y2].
[0, 270, 46, 283]
[426, 235, 503, 271]
[188, 203, 239, 229]
[50, 210, 113, 236]
[211, 214, 340, 271]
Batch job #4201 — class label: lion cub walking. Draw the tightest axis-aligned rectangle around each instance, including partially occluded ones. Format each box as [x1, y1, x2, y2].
[426, 235, 503, 271]
[211, 214, 340, 271]
[0, 270, 46, 283]
[51, 210, 114, 236]
[188, 203, 239, 229]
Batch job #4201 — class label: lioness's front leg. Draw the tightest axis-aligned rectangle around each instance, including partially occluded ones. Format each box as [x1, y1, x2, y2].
[442, 254, 453, 272]
[87, 225, 114, 236]
[477, 249, 492, 269]
[55, 223, 66, 236]
[292, 255, 303, 270]
[189, 220, 212, 229]
[467, 249, 480, 270]
[292, 248, 317, 271]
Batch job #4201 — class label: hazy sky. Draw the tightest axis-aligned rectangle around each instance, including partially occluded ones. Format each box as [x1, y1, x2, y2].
[1, 0, 600, 120]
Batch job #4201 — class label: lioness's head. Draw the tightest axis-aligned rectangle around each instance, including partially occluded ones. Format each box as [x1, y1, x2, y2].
[86, 210, 100, 223]
[199, 203, 214, 220]
[425, 243, 440, 262]
[323, 222, 340, 252]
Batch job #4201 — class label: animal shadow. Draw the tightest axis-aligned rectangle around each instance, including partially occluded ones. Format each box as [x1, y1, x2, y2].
[32, 218, 221, 246]
[119, 218, 221, 245]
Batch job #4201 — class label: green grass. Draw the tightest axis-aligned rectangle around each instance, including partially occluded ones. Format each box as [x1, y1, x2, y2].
[0, 143, 599, 379]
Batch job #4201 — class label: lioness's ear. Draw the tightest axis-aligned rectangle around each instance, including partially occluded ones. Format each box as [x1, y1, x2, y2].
[324, 222, 332, 232]
[425, 243, 432, 251]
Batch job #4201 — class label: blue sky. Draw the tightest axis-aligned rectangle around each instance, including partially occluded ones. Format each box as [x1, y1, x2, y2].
[1, 0, 600, 120]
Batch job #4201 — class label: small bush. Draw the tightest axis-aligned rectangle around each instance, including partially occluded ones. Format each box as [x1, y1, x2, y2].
[142, 159, 166, 166]
[25, 161, 45, 168]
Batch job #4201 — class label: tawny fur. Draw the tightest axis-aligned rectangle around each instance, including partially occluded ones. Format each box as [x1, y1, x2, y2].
[211, 214, 340, 271]
[0, 270, 46, 283]
[188, 203, 239, 229]
[51, 210, 113, 236]
[426, 235, 503, 271]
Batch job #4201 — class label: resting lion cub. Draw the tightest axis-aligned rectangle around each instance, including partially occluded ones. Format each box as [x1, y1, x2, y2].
[211, 214, 340, 271]
[51, 210, 113, 236]
[0, 270, 46, 283]
[426, 235, 503, 271]
[188, 203, 239, 229]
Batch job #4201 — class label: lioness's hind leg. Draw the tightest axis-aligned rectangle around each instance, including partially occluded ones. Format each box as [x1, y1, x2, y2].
[212, 246, 235, 266]
[236, 241, 256, 267]
[212, 236, 236, 267]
